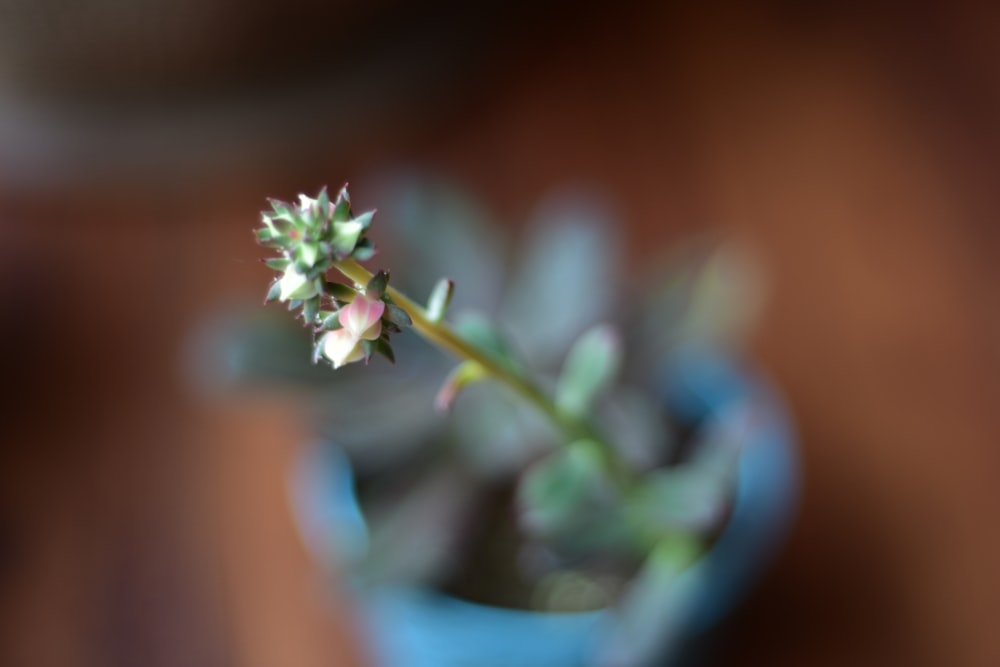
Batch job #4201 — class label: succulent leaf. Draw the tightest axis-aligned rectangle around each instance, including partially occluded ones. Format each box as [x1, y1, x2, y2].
[556, 325, 622, 417]
[426, 278, 454, 323]
[433, 361, 486, 412]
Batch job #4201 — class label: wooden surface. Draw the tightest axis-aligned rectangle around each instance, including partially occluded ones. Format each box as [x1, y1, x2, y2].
[2, 2, 999, 665]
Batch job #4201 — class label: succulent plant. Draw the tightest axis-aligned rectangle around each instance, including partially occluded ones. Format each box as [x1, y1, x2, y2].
[222, 177, 766, 624]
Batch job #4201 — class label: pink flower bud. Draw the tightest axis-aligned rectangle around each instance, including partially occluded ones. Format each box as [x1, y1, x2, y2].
[339, 294, 385, 341]
[320, 329, 366, 369]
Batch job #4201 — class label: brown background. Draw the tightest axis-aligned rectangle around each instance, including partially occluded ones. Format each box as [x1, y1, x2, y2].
[1, 2, 999, 665]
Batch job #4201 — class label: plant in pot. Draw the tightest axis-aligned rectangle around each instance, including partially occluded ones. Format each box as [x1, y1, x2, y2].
[230, 178, 797, 667]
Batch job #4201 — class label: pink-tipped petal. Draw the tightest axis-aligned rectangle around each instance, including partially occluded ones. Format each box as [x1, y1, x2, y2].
[340, 295, 385, 338]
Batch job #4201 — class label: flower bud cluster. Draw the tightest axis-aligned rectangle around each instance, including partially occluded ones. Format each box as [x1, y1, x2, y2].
[257, 186, 409, 369]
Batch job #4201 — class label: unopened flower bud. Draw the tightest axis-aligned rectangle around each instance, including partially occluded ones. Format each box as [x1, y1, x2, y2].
[278, 266, 318, 301]
[298, 193, 334, 219]
[297, 194, 317, 211]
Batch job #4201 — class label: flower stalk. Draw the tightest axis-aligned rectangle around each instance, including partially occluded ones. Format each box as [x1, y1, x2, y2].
[333, 257, 634, 490]
[256, 185, 724, 558]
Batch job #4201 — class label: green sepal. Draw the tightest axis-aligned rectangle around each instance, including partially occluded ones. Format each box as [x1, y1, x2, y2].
[312, 336, 326, 365]
[263, 257, 290, 271]
[332, 185, 351, 223]
[264, 280, 282, 303]
[375, 337, 396, 365]
[265, 198, 288, 214]
[366, 270, 389, 300]
[315, 187, 331, 218]
[256, 233, 286, 251]
[266, 199, 298, 225]
[301, 296, 320, 325]
[426, 278, 454, 323]
[317, 311, 341, 331]
[331, 221, 363, 256]
[351, 238, 377, 261]
[353, 209, 375, 231]
[360, 338, 376, 363]
[255, 227, 277, 244]
[295, 242, 317, 268]
[287, 298, 303, 311]
[323, 281, 356, 302]
[384, 304, 412, 328]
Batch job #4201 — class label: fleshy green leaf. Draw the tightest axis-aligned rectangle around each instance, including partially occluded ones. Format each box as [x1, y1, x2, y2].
[626, 465, 730, 535]
[518, 440, 611, 539]
[433, 361, 486, 412]
[426, 278, 454, 323]
[556, 325, 622, 417]
[501, 197, 620, 365]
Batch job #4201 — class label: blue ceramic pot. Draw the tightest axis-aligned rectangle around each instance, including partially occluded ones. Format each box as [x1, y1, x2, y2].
[291, 345, 798, 667]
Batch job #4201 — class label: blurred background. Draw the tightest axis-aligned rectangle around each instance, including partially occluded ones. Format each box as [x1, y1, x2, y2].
[2, 1, 1000, 665]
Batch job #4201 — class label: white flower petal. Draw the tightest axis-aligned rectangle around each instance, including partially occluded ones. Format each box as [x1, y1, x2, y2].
[321, 329, 365, 368]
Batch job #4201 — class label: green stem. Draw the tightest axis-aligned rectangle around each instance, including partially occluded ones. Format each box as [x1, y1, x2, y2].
[334, 258, 633, 489]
